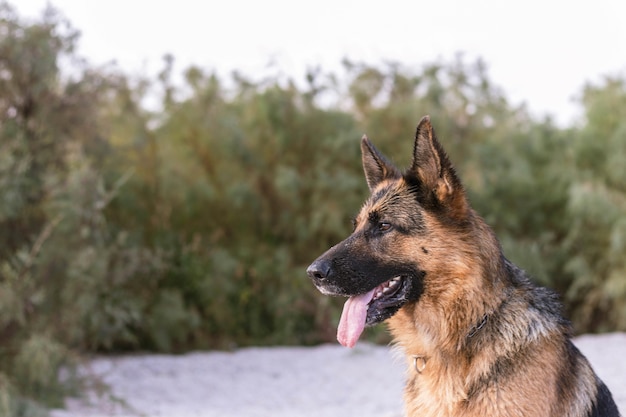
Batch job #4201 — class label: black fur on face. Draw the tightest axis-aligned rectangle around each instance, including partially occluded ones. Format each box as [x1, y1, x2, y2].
[307, 226, 425, 326]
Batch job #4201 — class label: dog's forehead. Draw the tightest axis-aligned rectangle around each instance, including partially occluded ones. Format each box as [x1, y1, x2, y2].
[356, 179, 422, 224]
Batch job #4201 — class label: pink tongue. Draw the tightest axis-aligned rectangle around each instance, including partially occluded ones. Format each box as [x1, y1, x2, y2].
[337, 288, 376, 348]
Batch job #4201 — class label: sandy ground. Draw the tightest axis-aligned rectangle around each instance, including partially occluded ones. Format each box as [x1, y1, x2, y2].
[51, 333, 626, 417]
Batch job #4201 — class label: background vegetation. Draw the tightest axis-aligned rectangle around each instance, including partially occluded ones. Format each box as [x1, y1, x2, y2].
[1, 2, 625, 414]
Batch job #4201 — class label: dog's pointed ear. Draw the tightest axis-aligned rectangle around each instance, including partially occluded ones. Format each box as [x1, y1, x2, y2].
[409, 116, 467, 214]
[361, 135, 399, 191]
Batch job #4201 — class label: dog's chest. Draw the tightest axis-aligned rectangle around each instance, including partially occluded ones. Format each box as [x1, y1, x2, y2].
[402, 358, 469, 417]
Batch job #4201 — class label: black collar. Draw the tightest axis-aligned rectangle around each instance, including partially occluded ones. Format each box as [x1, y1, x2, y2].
[467, 314, 488, 338]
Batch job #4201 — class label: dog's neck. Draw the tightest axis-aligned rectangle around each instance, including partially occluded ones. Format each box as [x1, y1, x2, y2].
[403, 311, 490, 375]
[387, 266, 508, 371]
[387, 221, 510, 373]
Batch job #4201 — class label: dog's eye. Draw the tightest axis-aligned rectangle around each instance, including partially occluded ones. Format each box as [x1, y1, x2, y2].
[378, 222, 392, 232]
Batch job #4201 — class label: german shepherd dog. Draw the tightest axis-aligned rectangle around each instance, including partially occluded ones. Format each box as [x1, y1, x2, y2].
[306, 116, 620, 417]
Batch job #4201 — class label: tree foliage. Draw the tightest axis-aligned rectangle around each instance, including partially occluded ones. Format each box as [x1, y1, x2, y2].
[1, 2, 625, 413]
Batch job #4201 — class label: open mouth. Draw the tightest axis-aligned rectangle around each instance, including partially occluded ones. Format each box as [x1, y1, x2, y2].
[366, 276, 408, 325]
[337, 276, 411, 348]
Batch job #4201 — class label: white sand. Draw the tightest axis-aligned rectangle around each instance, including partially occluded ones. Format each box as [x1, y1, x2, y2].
[52, 333, 626, 417]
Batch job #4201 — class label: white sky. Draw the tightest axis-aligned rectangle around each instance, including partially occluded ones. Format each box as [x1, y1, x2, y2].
[15, 0, 626, 126]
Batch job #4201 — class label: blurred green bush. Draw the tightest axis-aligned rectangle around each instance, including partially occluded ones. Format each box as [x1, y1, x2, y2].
[1, 2, 625, 413]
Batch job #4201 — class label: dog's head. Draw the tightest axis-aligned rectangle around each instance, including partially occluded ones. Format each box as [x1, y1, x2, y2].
[307, 116, 473, 347]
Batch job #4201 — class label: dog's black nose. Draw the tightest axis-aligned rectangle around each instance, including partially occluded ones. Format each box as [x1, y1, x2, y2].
[307, 259, 331, 281]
